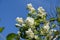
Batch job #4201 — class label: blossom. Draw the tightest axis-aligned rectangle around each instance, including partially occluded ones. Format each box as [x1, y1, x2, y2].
[34, 35, 39, 39]
[26, 28, 34, 38]
[50, 29, 57, 32]
[43, 22, 50, 31]
[38, 7, 45, 12]
[27, 3, 35, 13]
[25, 17, 34, 27]
[27, 3, 32, 9]
[37, 7, 46, 17]
[16, 17, 23, 24]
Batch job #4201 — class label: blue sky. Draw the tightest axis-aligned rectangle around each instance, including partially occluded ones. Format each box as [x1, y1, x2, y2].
[0, 0, 60, 40]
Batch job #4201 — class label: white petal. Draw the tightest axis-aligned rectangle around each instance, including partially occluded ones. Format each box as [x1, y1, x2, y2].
[35, 35, 38, 39]
[16, 17, 23, 24]
[26, 28, 34, 38]
[15, 24, 21, 27]
[27, 3, 33, 8]
[25, 17, 34, 26]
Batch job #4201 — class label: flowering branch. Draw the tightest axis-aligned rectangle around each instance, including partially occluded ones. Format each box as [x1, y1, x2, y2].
[15, 3, 60, 40]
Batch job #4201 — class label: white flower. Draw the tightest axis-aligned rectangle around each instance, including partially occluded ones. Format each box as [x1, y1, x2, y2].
[37, 7, 46, 17]
[25, 17, 34, 26]
[34, 35, 38, 39]
[49, 29, 57, 35]
[16, 17, 23, 24]
[43, 22, 50, 31]
[27, 3, 32, 9]
[50, 29, 57, 32]
[26, 28, 34, 38]
[38, 7, 45, 12]
[27, 3, 35, 13]
[29, 8, 35, 13]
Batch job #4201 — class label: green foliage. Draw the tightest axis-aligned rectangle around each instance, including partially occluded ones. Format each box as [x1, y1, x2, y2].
[57, 18, 60, 23]
[6, 33, 17, 40]
[0, 27, 4, 33]
[50, 18, 56, 22]
[56, 7, 60, 14]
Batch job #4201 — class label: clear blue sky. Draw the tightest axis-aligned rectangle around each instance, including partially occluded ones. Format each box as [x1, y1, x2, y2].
[0, 0, 60, 40]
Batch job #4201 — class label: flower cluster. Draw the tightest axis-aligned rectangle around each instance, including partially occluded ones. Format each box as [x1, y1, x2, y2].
[38, 7, 46, 18]
[15, 3, 60, 40]
[27, 3, 36, 14]
[26, 28, 34, 38]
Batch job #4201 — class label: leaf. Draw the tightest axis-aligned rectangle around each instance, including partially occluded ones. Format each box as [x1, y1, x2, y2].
[56, 7, 60, 17]
[0, 27, 4, 33]
[57, 18, 60, 23]
[34, 30, 39, 34]
[6, 33, 17, 40]
[54, 31, 59, 35]
[50, 18, 56, 22]
[56, 7, 60, 14]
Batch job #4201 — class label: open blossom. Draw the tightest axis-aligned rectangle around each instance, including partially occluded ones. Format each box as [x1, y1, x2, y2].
[38, 7, 46, 17]
[25, 17, 34, 26]
[27, 3, 35, 13]
[34, 35, 39, 39]
[27, 3, 32, 9]
[16, 17, 24, 24]
[26, 28, 34, 38]
[43, 22, 50, 31]
[38, 7, 45, 12]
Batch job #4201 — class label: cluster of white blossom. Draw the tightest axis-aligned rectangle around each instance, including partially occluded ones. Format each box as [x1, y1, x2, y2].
[26, 28, 34, 38]
[43, 21, 50, 31]
[15, 17, 36, 39]
[16, 17, 34, 27]
[15, 3, 59, 40]
[15, 17, 24, 27]
[26, 28, 39, 39]
[37, 7, 46, 18]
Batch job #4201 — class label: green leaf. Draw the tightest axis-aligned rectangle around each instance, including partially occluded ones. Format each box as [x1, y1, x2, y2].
[57, 18, 60, 22]
[34, 30, 39, 34]
[56, 7, 60, 14]
[54, 31, 59, 35]
[50, 18, 56, 22]
[56, 7, 60, 17]
[0, 27, 4, 33]
[27, 13, 33, 17]
[6, 33, 17, 40]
